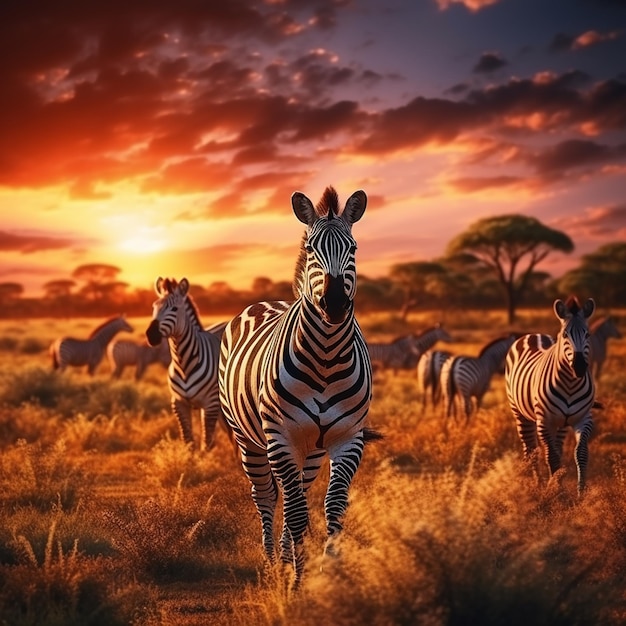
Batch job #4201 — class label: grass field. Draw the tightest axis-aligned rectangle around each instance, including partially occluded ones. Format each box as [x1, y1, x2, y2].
[0, 309, 625, 625]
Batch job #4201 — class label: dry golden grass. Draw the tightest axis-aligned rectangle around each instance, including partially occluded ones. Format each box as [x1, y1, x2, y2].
[0, 310, 625, 625]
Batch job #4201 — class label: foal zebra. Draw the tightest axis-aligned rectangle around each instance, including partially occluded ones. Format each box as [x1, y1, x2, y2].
[589, 316, 621, 380]
[505, 297, 595, 496]
[369, 324, 452, 373]
[219, 187, 375, 587]
[146, 277, 228, 451]
[107, 338, 171, 380]
[50, 316, 133, 375]
[441, 334, 517, 422]
[416, 349, 453, 407]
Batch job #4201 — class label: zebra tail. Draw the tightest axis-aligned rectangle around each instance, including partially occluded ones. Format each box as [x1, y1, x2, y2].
[363, 427, 384, 443]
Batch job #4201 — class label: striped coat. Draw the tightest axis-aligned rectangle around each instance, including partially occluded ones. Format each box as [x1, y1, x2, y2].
[416, 349, 453, 407]
[505, 297, 595, 495]
[50, 316, 133, 375]
[219, 187, 374, 586]
[107, 338, 171, 380]
[441, 334, 518, 422]
[369, 324, 453, 373]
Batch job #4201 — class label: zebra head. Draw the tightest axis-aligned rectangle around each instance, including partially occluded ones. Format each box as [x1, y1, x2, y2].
[146, 277, 189, 346]
[292, 186, 367, 325]
[554, 296, 595, 378]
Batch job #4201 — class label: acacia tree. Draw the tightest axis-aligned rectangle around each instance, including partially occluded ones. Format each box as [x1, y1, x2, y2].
[446, 215, 574, 323]
[71, 263, 121, 302]
[389, 261, 450, 319]
[557, 242, 626, 307]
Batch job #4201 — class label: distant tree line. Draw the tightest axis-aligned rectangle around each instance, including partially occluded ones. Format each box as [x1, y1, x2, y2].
[1, 216, 625, 321]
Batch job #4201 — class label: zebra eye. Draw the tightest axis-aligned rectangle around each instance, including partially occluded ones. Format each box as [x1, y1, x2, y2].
[305, 244, 314, 254]
[171, 306, 178, 312]
[562, 331, 567, 339]
[349, 245, 357, 254]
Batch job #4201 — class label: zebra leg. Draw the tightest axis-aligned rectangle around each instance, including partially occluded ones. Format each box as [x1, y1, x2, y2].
[241, 445, 279, 565]
[199, 405, 220, 451]
[279, 449, 326, 564]
[574, 418, 593, 496]
[323, 433, 365, 560]
[537, 421, 561, 477]
[171, 397, 194, 448]
[266, 434, 308, 584]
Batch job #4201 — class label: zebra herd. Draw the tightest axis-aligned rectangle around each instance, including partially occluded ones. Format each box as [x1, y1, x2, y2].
[46, 186, 622, 587]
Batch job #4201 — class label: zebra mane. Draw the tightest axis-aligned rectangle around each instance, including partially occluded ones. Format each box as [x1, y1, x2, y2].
[88, 316, 122, 339]
[416, 325, 441, 339]
[293, 231, 308, 299]
[316, 186, 340, 218]
[564, 295, 582, 315]
[478, 335, 511, 358]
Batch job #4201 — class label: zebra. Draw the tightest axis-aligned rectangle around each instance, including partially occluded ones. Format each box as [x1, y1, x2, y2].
[416, 349, 453, 408]
[50, 315, 134, 375]
[219, 187, 376, 587]
[368, 324, 453, 373]
[107, 338, 171, 380]
[505, 296, 595, 496]
[589, 315, 621, 380]
[441, 333, 518, 422]
[145, 277, 228, 452]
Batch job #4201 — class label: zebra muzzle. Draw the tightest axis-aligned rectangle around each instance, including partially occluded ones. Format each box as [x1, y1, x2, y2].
[319, 274, 350, 324]
[146, 320, 163, 346]
[573, 352, 587, 378]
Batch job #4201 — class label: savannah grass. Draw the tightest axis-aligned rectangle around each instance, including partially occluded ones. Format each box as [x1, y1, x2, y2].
[0, 311, 625, 625]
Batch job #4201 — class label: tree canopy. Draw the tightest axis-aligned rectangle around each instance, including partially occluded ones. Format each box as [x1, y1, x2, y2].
[446, 214, 574, 323]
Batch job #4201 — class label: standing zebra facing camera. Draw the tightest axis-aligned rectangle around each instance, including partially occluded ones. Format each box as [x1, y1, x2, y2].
[146, 277, 229, 452]
[219, 186, 378, 588]
[505, 296, 596, 496]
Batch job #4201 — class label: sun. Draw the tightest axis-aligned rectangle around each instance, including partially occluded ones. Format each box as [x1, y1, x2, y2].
[118, 235, 167, 254]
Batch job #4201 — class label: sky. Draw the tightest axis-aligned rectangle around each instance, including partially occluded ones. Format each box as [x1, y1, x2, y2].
[1, 0, 626, 298]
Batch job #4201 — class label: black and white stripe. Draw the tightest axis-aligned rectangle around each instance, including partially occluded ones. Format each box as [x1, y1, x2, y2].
[441, 334, 517, 422]
[50, 316, 133, 375]
[146, 277, 227, 451]
[589, 315, 621, 380]
[369, 324, 453, 373]
[505, 296, 596, 495]
[219, 187, 374, 586]
[107, 338, 171, 380]
[416, 349, 453, 407]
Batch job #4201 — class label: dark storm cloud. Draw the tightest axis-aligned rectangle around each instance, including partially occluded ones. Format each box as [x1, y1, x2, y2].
[0, 230, 83, 254]
[525, 139, 626, 176]
[472, 52, 508, 74]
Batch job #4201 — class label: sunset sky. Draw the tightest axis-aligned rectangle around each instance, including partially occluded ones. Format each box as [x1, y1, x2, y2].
[1, 0, 626, 297]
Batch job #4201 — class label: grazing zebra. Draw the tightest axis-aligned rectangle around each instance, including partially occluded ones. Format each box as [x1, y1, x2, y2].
[107, 338, 171, 380]
[219, 187, 375, 587]
[589, 316, 621, 380]
[369, 324, 453, 373]
[441, 334, 518, 422]
[145, 277, 228, 452]
[416, 349, 453, 407]
[50, 316, 134, 375]
[505, 297, 595, 496]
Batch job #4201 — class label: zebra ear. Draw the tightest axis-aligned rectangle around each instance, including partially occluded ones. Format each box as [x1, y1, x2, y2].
[583, 298, 595, 319]
[155, 277, 165, 295]
[554, 299, 569, 320]
[179, 278, 190, 295]
[292, 192, 317, 226]
[341, 190, 367, 225]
